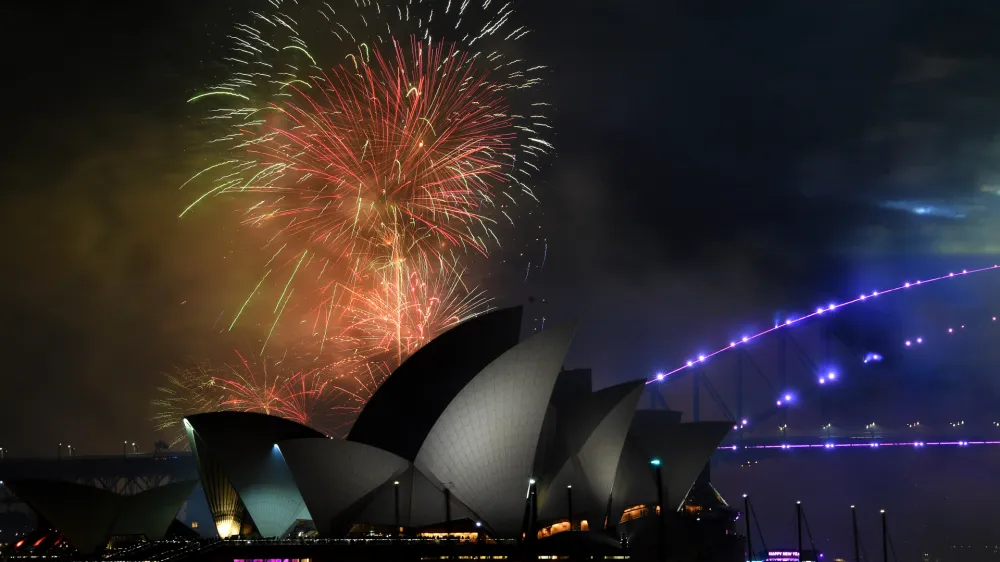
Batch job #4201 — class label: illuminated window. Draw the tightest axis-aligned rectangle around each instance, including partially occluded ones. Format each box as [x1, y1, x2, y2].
[418, 531, 480, 543]
[619, 505, 660, 523]
[191, 521, 199, 529]
[536, 520, 588, 539]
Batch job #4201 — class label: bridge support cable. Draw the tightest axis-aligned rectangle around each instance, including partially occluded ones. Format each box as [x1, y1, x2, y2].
[740, 349, 777, 394]
[737, 352, 745, 424]
[648, 385, 670, 410]
[739, 349, 779, 428]
[780, 333, 788, 427]
[785, 332, 821, 374]
[740, 349, 778, 395]
[693, 368, 701, 422]
[800, 506, 819, 554]
[699, 372, 736, 422]
[858, 522, 872, 562]
[748, 497, 770, 560]
[886, 532, 899, 562]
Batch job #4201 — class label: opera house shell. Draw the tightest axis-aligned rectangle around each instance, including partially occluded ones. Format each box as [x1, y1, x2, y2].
[6, 306, 735, 554]
[182, 306, 733, 542]
[2, 479, 197, 554]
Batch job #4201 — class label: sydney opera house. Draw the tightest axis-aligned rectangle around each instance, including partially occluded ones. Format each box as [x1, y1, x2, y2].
[2, 307, 742, 561]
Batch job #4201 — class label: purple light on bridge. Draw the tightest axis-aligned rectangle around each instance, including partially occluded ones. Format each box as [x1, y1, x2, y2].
[721, 440, 1000, 451]
[647, 264, 1000, 385]
[863, 352, 882, 363]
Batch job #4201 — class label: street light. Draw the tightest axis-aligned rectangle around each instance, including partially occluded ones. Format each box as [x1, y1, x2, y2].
[525, 479, 538, 541]
[880, 510, 888, 562]
[566, 484, 574, 532]
[393, 480, 401, 536]
[651, 459, 666, 562]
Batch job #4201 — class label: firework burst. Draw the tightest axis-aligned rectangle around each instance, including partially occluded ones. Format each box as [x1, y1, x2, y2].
[151, 363, 226, 447]
[155, 350, 368, 441]
[333, 254, 492, 362]
[156, 0, 548, 437]
[182, 0, 547, 347]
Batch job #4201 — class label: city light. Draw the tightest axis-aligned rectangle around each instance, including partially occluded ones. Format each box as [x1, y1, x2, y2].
[900, 314, 995, 351]
[648, 264, 1000, 384]
[649, 458, 661, 466]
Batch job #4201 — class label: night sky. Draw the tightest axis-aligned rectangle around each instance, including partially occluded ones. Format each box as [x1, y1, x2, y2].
[4, 0, 1000, 559]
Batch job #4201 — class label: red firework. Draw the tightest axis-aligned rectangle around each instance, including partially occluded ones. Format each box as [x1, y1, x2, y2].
[237, 38, 515, 264]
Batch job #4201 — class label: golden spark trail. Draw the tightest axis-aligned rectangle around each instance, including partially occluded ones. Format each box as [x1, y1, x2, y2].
[229, 270, 272, 331]
[275, 251, 308, 314]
